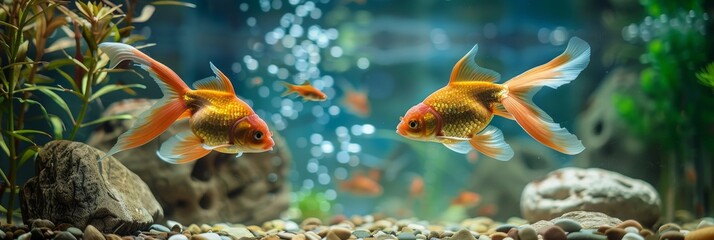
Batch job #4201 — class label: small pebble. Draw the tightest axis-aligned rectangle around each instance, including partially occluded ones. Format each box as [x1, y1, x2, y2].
[187, 224, 201, 234]
[416, 233, 427, 240]
[17, 232, 31, 240]
[542, 226, 567, 240]
[506, 228, 518, 240]
[518, 226, 537, 240]
[106, 234, 123, 240]
[658, 224, 681, 233]
[353, 230, 371, 238]
[84, 225, 105, 240]
[304, 231, 321, 240]
[200, 224, 212, 233]
[223, 227, 254, 239]
[66, 227, 83, 238]
[329, 227, 352, 240]
[398, 232, 418, 240]
[625, 227, 640, 234]
[478, 236, 491, 240]
[168, 234, 189, 240]
[54, 231, 77, 240]
[495, 225, 517, 233]
[622, 232, 644, 240]
[565, 232, 607, 240]
[278, 232, 297, 239]
[30, 228, 43, 240]
[0, 230, 5, 240]
[326, 231, 342, 240]
[14, 229, 27, 236]
[659, 230, 684, 240]
[606, 227, 627, 240]
[31, 219, 55, 229]
[197, 233, 221, 240]
[150, 224, 170, 233]
[56, 223, 73, 231]
[489, 232, 507, 240]
[616, 220, 643, 231]
[555, 219, 583, 233]
[639, 229, 654, 237]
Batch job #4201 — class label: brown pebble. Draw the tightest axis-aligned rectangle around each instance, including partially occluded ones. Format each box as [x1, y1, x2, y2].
[451, 229, 476, 240]
[659, 230, 684, 240]
[326, 231, 342, 240]
[291, 233, 307, 240]
[122, 236, 134, 240]
[507, 228, 519, 240]
[13, 229, 26, 236]
[351, 216, 365, 226]
[189, 235, 208, 240]
[55, 223, 72, 231]
[330, 227, 352, 240]
[605, 227, 627, 240]
[542, 226, 567, 240]
[301, 218, 323, 230]
[658, 223, 681, 233]
[84, 225, 105, 240]
[639, 229, 654, 237]
[598, 226, 612, 234]
[105, 234, 122, 240]
[489, 232, 508, 240]
[263, 235, 281, 240]
[683, 226, 714, 240]
[616, 220, 643, 231]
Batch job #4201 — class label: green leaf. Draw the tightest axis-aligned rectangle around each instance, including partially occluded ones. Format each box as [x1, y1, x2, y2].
[13, 129, 52, 139]
[0, 132, 9, 156]
[55, 68, 81, 92]
[0, 20, 18, 30]
[37, 87, 75, 123]
[89, 84, 146, 102]
[6, 131, 36, 146]
[46, 58, 75, 70]
[49, 115, 65, 140]
[17, 146, 39, 169]
[60, 49, 89, 72]
[14, 98, 52, 128]
[80, 114, 133, 128]
[1, 61, 38, 70]
[32, 74, 55, 84]
[151, 1, 197, 8]
[0, 205, 6, 213]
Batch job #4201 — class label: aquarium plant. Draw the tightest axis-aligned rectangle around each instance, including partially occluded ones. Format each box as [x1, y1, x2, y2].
[613, 0, 713, 220]
[0, 0, 191, 224]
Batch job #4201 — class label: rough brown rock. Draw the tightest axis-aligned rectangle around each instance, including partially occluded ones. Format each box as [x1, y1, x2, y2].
[20, 140, 163, 234]
[86, 99, 291, 225]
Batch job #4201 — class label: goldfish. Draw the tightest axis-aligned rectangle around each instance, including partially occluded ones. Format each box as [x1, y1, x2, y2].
[280, 80, 327, 101]
[340, 83, 370, 117]
[451, 191, 481, 207]
[409, 175, 424, 198]
[98, 42, 275, 164]
[396, 37, 590, 161]
[338, 170, 383, 196]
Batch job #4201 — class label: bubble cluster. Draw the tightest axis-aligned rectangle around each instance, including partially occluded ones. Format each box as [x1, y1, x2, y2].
[622, 10, 708, 42]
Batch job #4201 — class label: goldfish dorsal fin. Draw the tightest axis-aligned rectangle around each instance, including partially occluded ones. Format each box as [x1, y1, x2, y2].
[193, 62, 235, 93]
[449, 44, 501, 84]
[304, 80, 312, 86]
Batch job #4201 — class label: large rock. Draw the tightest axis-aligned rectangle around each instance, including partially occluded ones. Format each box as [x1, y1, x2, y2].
[521, 167, 660, 227]
[86, 99, 291, 224]
[20, 140, 163, 234]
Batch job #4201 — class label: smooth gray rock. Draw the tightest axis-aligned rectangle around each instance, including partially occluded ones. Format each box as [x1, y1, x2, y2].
[20, 140, 163, 235]
[521, 168, 660, 227]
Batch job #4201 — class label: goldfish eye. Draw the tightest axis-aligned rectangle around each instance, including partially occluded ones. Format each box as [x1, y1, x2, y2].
[408, 120, 418, 129]
[253, 131, 264, 140]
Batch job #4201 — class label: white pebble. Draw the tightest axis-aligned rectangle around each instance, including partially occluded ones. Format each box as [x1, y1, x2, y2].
[622, 232, 644, 240]
[625, 226, 639, 233]
[478, 236, 491, 240]
[285, 221, 300, 232]
[198, 233, 222, 240]
[168, 234, 189, 240]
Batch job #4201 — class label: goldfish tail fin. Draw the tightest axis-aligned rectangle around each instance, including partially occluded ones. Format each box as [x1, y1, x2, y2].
[280, 82, 295, 97]
[500, 37, 589, 155]
[98, 42, 190, 160]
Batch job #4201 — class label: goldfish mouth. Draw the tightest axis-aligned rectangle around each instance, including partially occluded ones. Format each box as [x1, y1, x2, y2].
[263, 137, 275, 151]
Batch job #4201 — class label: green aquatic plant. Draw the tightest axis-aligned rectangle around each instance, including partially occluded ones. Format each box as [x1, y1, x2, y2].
[695, 63, 714, 90]
[613, 0, 713, 220]
[0, 0, 192, 224]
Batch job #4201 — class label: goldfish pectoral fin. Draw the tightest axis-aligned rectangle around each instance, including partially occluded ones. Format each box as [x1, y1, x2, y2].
[157, 131, 210, 164]
[234, 152, 244, 158]
[469, 126, 514, 161]
[177, 109, 192, 120]
[439, 138, 473, 154]
[493, 104, 514, 120]
[449, 44, 501, 84]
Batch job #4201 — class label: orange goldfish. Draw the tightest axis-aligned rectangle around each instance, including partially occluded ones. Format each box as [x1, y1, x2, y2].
[98, 43, 275, 164]
[341, 85, 370, 117]
[396, 37, 589, 161]
[280, 80, 327, 101]
[451, 191, 481, 207]
[338, 170, 383, 196]
[409, 176, 424, 198]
